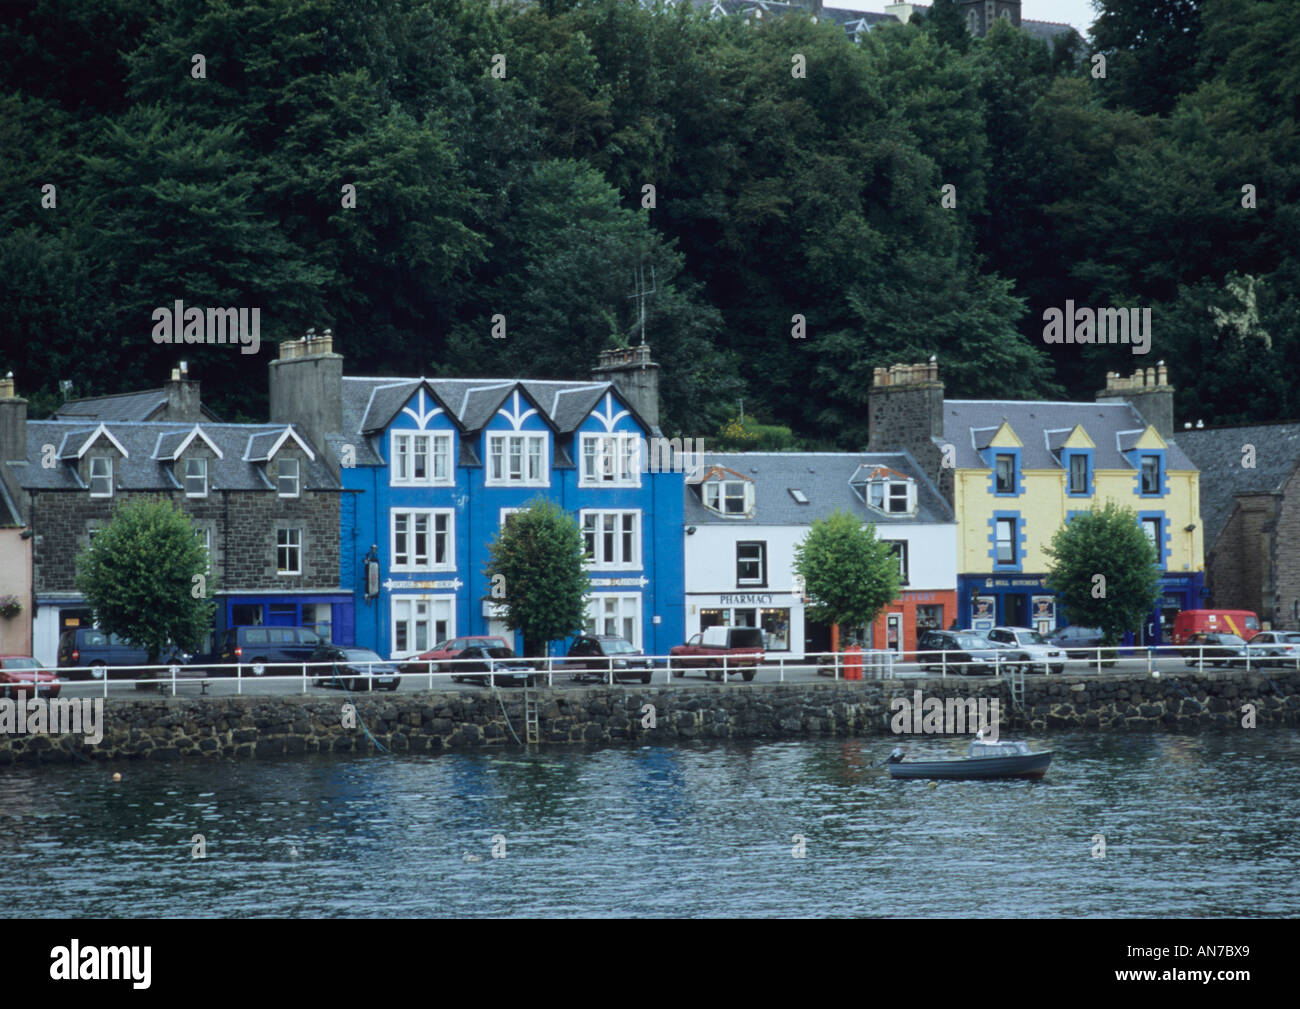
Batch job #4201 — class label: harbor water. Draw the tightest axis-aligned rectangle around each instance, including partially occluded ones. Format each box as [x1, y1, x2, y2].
[5, 730, 1298, 917]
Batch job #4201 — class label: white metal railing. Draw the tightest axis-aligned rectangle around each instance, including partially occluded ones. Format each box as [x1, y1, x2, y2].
[25, 642, 1298, 697]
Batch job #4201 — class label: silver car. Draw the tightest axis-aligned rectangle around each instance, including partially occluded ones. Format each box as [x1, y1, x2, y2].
[986, 627, 1066, 673]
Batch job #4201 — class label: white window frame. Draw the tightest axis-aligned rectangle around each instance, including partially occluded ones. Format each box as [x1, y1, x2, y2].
[580, 432, 641, 487]
[184, 457, 208, 497]
[499, 507, 524, 528]
[195, 526, 212, 573]
[278, 458, 300, 498]
[391, 508, 455, 571]
[736, 541, 766, 587]
[391, 431, 453, 486]
[703, 479, 751, 515]
[580, 510, 641, 569]
[89, 456, 113, 498]
[276, 528, 302, 575]
[584, 593, 642, 649]
[486, 432, 548, 486]
[391, 595, 454, 658]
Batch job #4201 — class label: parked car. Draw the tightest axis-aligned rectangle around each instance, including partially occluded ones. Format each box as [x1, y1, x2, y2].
[216, 625, 328, 676]
[400, 636, 510, 674]
[986, 626, 1066, 673]
[916, 630, 1011, 675]
[669, 626, 765, 682]
[446, 645, 536, 687]
[1236, 630, 1300, 668]
[57, 628, 192, 681]
[0, 655, 61, 699]
[564, 635, 653, 684]
[1046, 625, 1104, 656]
[1180, 632, 1248, 668]
[1171, 609, 1260, 644]
[309, 645, 400, 691]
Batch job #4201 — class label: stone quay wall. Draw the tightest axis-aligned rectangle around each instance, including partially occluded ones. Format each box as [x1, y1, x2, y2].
[3, 669, 1298, 763]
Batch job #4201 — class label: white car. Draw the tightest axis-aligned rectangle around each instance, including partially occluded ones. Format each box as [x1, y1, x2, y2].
[986, 627, 1066, 674]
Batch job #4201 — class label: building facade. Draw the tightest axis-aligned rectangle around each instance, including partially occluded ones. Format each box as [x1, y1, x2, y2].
[869, 363, 1204, 645]
[682, 451, 957, 658]
[1177, 421, 1300, 629]
[268, 336, 686, 660]
[0, 370, 348, 665]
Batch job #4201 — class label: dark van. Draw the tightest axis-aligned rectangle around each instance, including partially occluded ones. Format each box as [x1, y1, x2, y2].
[216, 625, 328, 676]
[57, 628, 192, 681]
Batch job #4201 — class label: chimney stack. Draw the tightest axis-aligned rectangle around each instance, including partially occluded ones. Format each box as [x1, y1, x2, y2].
[269, 328, 343, 470]
[1096, 361, 1175, 439]
[0, 372, 27, 465]
[164, 360, 203, 422]
[592, 344, 661, 431]
[867, 359, 948, 499]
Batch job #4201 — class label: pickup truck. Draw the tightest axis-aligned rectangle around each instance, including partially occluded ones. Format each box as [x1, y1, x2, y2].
[670, 626, 765, 682]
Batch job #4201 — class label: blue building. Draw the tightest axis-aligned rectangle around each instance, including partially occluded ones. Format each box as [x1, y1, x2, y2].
[268, 336, 685, 659]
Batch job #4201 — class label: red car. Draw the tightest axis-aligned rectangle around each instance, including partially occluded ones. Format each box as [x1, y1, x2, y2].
[400, 636, 510, 673]
[0, 655, 62, 699]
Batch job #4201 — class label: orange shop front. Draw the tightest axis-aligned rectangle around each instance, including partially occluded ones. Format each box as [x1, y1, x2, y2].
[867, 589, 957, 655]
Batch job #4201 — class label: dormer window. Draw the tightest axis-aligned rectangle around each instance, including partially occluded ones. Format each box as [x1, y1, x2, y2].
[995, 454, 1015, 493]
[704, 479, 751, 515]
[869, 480, 912, 514]
[89, 456, 113, 497]
[278, 458, 300, 497]
[1069, 454, 1087, 493]
[184, 458, 207, 497]
[1140, 455, 1160, 495]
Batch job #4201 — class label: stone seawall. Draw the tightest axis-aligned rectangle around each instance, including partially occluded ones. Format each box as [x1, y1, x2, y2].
[3, 669, 1298, 763]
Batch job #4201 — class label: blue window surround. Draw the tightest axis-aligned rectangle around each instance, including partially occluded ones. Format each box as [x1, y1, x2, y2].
[1063, 448, 1094, 497]
[1129, 448, 1169, 497]
[988, 511, 1027, 572]
[984, 446, 1024, 497]
[1138, 511, 1171, 569]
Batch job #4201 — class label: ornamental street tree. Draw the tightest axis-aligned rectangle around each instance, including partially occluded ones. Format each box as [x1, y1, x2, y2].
[1042, 501, 1162, 645]
[793, 510, 901, 649]
[483, 498, 589, 657]
[73, 496, 215, 666]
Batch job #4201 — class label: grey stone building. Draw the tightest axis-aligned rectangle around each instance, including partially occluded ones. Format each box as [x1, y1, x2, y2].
[0, 370, 349, 666]
[1177, 422, 1300, 629]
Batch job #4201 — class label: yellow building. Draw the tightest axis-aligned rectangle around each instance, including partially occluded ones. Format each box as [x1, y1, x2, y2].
[868, 363, 1204, 645]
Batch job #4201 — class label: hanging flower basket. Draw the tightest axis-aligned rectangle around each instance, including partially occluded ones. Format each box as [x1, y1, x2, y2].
[0, 595, 22, 619]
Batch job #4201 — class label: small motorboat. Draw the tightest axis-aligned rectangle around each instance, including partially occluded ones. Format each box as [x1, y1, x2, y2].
[886, 737, 1052, 780]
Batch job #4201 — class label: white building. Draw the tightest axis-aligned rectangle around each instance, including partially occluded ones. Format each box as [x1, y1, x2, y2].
[683, 452, 957, 658]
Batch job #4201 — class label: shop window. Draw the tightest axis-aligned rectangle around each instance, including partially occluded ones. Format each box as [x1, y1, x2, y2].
[761, 608, 790, 651]
[231, 604, 264, 626]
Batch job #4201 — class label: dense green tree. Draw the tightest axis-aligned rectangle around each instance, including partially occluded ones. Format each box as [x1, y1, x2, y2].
[793, 511, 901, 650]
[1091, 0, 1202, 116]
[1043, 503, 1161, 646]
[74, 497, 215, 667]
[482, 498, 590, 657]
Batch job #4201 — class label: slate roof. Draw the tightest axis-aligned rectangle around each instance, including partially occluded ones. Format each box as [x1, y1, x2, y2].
[941, 400, 1196, 472]
[52, 388, 221, 423]
[339, 376, 655, 467]
[692, 1, 1081, 44]
[1177, 422, 1300, 547]
[17, 421, 339, 493]
[683, 451, 954, 526]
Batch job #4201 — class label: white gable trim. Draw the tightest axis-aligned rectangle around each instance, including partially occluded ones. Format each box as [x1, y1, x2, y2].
[76, 424, 129, 460]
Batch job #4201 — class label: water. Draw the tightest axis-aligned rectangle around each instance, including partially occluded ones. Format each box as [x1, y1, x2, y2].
[4, 731, 1298, 917]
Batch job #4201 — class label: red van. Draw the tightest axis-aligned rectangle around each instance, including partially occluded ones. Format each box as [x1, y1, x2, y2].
[1171, 610, 1260, 644]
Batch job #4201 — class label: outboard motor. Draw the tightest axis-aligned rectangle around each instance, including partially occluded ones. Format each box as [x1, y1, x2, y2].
[887, 747, 905, 764]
